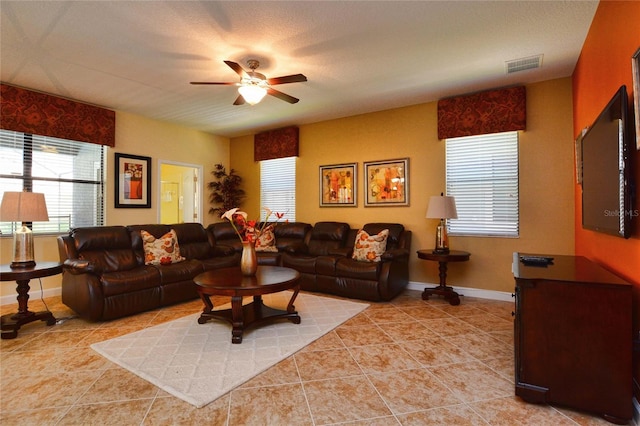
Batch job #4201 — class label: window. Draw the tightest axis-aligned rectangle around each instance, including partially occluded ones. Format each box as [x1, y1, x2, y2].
[445, 131, 519, 237]
[260, 156, 296, 221]
[0, 130, 105, 235]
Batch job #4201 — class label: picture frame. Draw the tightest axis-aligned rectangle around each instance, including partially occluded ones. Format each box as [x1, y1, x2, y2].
[632, 47, 640, 150]
[363, 158, 409, 207]
[319, 163, 357, 207]
[115, 153, 151, 208]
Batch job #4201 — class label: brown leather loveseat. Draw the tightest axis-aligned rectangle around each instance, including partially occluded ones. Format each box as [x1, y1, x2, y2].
[281, 222, 411, 301]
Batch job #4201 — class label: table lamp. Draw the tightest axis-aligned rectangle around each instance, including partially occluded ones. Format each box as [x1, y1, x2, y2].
[0, 191, 49, 269]
[426, 193, 457, 254]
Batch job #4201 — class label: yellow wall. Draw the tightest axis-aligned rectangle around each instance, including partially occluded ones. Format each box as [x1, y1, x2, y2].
[106, 112, 230, 226]
[1, 111, 230, 298]
[230, 78, 575, 293]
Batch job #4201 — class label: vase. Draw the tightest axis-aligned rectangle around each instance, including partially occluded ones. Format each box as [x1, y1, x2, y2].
[240, 241, 258, 276]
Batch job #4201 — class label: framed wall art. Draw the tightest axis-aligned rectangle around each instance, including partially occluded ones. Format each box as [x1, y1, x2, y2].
[319, 163, 357, 207]
[632, 47, 640, 150]
[115, 153, 151, 208]
[363, 158, 409, 207]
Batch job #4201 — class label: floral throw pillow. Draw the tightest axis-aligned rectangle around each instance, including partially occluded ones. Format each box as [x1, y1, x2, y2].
[255, 225, 278, 252]
[141, 229, 185, 265]
[352, 228, 389, 262]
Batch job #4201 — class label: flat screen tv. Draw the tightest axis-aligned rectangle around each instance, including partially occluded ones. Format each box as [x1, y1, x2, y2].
[581, 85, 633, 239]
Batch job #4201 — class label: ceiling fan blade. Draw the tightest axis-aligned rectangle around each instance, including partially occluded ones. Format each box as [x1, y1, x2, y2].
[267, 74, 307, 85]
[233, 94, 246, 105]
[224, 60, 247, 77]
[190, 82, 236, 85]
[267, 88, 299, 104]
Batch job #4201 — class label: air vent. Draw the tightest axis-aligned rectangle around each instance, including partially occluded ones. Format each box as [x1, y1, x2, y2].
[505, 55, 543, 74]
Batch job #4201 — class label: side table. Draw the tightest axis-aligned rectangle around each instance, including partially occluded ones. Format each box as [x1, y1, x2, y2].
[0, 261, 62, 339]
[416, 250, 470, 305]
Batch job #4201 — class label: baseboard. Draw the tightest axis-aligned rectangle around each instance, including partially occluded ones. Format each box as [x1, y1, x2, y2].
[2, 282, 512, 306]
[0, 286, 61, 306]
[407, 281, 514, 302]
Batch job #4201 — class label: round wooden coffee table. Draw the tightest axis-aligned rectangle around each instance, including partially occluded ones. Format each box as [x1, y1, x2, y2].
[193, 266, 301, 343]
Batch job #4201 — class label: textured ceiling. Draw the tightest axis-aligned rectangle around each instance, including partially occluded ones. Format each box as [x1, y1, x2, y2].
[1, 1, 598, 138]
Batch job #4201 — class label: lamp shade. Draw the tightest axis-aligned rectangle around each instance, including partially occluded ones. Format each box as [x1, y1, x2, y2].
[0, 192, 49, 222]
[238, 85, 267, 105]
[426, 194, 457, 219]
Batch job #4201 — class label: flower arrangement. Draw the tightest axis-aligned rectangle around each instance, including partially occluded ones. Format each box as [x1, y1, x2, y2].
[221, 207, 285, 243]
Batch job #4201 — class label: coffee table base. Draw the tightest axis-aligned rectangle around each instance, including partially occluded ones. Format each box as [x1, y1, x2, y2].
[197, 291, 301, 344]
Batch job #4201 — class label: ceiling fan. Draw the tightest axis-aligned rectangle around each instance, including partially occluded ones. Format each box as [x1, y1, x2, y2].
[190, 60, 307, 105]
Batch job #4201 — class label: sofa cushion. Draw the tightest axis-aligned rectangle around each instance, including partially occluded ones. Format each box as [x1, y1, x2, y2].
[152, 259, 203, 285]
[307, 222, 350, 256]
[336, 257, 381, 281]
[71, 226, 138, 273]
[352, 228, 389, 262]
[255, 225, 277, 252]
[101, 266, 161, 297]
[127, 224, 172, 265]
[141, 229, 185, 265]
[171, 223, 215, 260]
[207, 222, 243, 252]
[273, 222, 312, 252]
[363, 223, 404, 250]
[281, 253, 317, 274]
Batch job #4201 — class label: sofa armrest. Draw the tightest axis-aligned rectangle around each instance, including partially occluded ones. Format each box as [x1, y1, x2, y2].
[381, 248, 409, 262]
[63, 259, 100, 275]
[328, 247, 352, 257]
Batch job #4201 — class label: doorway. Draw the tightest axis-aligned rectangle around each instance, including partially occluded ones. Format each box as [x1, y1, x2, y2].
[158, 161, 203, 224]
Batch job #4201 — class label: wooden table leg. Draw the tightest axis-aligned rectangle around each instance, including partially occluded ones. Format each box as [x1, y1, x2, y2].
[287, 286, 301, 323]
[197, 291, 214, 324]
[421, 261, 461, 306]
[231, 295, 244, 344]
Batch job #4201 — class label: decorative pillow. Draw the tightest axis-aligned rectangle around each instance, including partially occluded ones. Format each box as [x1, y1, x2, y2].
[352, 229, 389, 262]
[255, 225, 278, 252]
[141, 229, 185, 265]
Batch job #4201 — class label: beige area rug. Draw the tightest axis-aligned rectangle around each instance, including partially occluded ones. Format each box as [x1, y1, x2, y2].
[91, 292, 368, 408]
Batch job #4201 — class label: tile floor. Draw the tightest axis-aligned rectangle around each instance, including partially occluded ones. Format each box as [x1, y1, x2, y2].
[0, 289, 627, 425]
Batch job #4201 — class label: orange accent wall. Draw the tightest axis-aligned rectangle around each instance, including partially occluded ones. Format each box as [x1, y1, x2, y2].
[572, 0, 640, 400]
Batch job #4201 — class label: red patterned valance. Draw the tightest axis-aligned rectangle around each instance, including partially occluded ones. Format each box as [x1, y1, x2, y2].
[0, 84, 115, 147]
[254, 126, 299, 161]
[437, 86, 526, 139]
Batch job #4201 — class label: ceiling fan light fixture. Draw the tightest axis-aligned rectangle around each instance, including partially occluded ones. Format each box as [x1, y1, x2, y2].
[238, 84, 267, 105]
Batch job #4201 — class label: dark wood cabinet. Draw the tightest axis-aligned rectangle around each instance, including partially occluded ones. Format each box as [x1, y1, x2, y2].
[513, 253, 633, 424]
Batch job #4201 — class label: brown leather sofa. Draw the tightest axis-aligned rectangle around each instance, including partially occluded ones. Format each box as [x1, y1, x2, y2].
[58, 220, 411, 321]
[57, 222, 237, 321]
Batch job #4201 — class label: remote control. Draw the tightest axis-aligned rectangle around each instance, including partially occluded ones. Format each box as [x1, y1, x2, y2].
[520, 255, 554, 265]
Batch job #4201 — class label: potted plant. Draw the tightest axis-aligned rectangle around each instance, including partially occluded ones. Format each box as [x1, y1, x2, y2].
[207, 164, 245, 218]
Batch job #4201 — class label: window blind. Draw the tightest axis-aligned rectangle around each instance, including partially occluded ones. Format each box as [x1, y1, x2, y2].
[0, 130, 105, 235]
[446, 131, 519, 237]
[260, 156, 296, 222]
